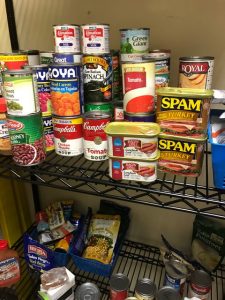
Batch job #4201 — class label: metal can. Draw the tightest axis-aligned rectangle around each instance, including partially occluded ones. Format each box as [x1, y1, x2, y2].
[113, 100, 124, 121]
[83, 111, 110, 161]
[52, 115, 83, 157]
[124, 112, 156, 122]
[25, 49, 40, 66]
[109, 273, 130, 300]
[135, 278, 157, 300]
[7, 112, 46, 166]
[42, 113, 54, 152]
[84, 102, 113, 115]
[2, 69, 40, 115]
[0, 97, 11, 155]
[81, 23, 110, 54]
[48, 64, 81, 116]
[82, 53, 112, 103]
[39, 51, 54, 64]
[0, 52, 28, 71]
[157, 286, 181, 300]
[121, 60, 155, 114]
[111, 50, 122, 101]
[179, 56, 214, 89]
[188, 270, 212, 300]
[53, 52, 82, 64]
[75, 282, 101, 300]
[53, 24, 80, 53]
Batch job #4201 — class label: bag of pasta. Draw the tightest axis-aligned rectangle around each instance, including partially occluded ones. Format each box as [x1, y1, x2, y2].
[83, 214, 120, 264]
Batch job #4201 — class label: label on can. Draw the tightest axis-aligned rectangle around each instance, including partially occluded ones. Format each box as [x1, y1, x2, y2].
[110, 289, 128, 300]
[189, 283, 211, 300]
[111, 50, 122, 100]
[39, 52, 54, 64]
[0, 54, 28, 71]
[35, 66, 51, 114]
[53, 25, 80, 53]
[114, 107, 124, 121]
[120, 28, 150, 54]
[84, 102, 113, 114]
[0, 119, 11, 151]
[53, 52, 82, 64]
[164, 272, 185, 296]
[53, 116, 83, 156]
[49, 64, 81, 116]
[122, 61, 155, 114]
[83, 54, 112, 102]
[42, 114, 54, 152]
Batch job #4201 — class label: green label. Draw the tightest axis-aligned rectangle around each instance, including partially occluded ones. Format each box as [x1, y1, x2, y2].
[10, 133, 29, 144]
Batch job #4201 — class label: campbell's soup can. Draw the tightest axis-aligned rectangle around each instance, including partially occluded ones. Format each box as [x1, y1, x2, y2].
[53, 52, 82, 64]
[188, 270, 212, 300]
[122, 60, 155, 114]
[179, 56, 214, 89]
[52, 115, 83, 156]
[109, 273, 130, 300]
[42, 113, 54, 152]
[53, 24, 80, 53]
[83, 111, 110, 161]
[39, 51, 54, 64]
[81, 23, 110, 54]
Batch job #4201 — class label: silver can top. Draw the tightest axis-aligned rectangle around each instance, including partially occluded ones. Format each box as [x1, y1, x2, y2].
[75, 282, 101, 300]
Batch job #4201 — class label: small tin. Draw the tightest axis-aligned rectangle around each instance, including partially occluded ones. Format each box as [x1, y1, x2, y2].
[113, 100, 124, 121]
[124, 112, 156, 122]
[135, 278, 157, 300]
[81, 23, 110, 54]
[75, 282, 101, 300]
[188, 270, 212, 300]
[42, 113, 54, 152]
[39, 51, 54, 64]
[53, 24, 80, 53]
[109, 273, 130, 300]
[157, 286, 181, 300]
[84, 102, 113, 115]
[53, 52, 82, 64]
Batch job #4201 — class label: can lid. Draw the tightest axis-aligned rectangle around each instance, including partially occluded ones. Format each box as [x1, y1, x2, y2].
[109, 273, 130, 291]
[190, 270, 212, 288]
[75, 282, 100, 300]
[157, 286, 181, 300]
[157, 87, 214, 98]
[165, 260, 188, 280]
[0, 97, 7, 112]
[0, 240, 9, 250]
[120, 28, 150, 31]
[135, 278, 157, 297]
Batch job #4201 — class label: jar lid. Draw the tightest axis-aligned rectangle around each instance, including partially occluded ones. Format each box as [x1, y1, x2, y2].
[0, 240, 8, 250]
[0, 97, 7, 112]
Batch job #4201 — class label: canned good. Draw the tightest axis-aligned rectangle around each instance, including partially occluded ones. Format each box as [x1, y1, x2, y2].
[122, 60, 155, 114]
[113, 100, 124, 121]
[82, 54, 112, 103]
[26, 49, 40, 66]
[39, 51, 54, 64]
[125, 298, 138, 300]
[0, 97, 11, 154]
[42, 113, 54, 152]
[53, 52, 82, 64]
[124, 112, 156, 122]
[135, 278, 157, 300]
[111, 50, 122, 101]
[7, 112, 46, 166]
[52, 115, 83, 157]
[53, 24, 80, 53]
[84, 102, 113, 115]
[188, 270, 212, 300]
[75, 282, 101, 300]
[109, 273, 130, 300]
[48, 64, 81, 116]
[81, 23, 110, 54]
[157, 286, 181, 300]
[83, 111, 111, 161]
[0, 52, 28, 71]
[179, 56, 214, 89]
[2, 69, 40, 115]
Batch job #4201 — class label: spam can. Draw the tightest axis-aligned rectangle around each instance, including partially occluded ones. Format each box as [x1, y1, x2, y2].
[42, 113, 54, 152]
[53, 24, 80, 53]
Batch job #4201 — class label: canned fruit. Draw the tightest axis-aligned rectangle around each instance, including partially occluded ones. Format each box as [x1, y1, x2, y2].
[53, 24, 80, 53]
[120, 28, 150, 54]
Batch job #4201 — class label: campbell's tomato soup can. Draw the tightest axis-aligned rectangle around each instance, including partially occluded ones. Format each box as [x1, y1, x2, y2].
[188, 270, 212, 300]
[179, 56, 214, 89]
[53, 24, 81, 53]
[122, 61, 155, 114]
[81, 23, 110, 54]
[109, 273, 130, 300]
[83, 111, 111, 161]
[52, 115, 83, 156]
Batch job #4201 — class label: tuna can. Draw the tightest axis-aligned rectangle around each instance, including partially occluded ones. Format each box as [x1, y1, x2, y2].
[109, 273, 130, 300]
[53, 24, 80, 53]
[188, 270, 212, 300]
[157, 286, 181, 300]
[179, 56, 214, 89]
[84, 102, 113, 115]
[124, 112, 156, 122]
[83, 111, 111, 161]
[39, 51, 54, 64]
[42, 113, 54, 152]
[48, 64, 81, 116]
[111, 50, 122, 101]
[113, 100, 124, 121]
[82, 53, 112, 102]
[53, 52, 82, 64]
[120, 28, 150, 62]
[52, 115, 83, 157]
[81, 23, 110, 54]
[7, 112, 46, 166]
[135, 278, 157, 300]
[75, 282, 101, 300]
[121, 60, 155, 114]
[2, 69, 39, 115]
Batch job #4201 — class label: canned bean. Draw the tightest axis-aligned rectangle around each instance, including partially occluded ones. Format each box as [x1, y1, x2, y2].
[109, 273, 130, 300]
[135, 278, 157, 300]
[53, 24, 80, 53]
[42, 113, 54, 152]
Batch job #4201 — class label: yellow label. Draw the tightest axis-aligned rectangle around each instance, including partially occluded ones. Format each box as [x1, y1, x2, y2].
[161, 96, 202, 111]
[0, 55, 27, 61]
[160, 151, 193, 162]
[82, 56, 109, 71]
[157, 110, 198, 121]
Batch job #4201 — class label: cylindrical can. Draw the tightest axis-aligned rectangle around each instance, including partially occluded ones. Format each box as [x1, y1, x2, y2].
[42, 113, 54, 152]
[109, 273, 130, 300]
[0, 52, 28, 71]
[26, 50, 40, 66]
[111, 49, 122, 101]
[157, 286, 181, 300]
[124, 112, 155, 122]
[82, 54, 112, 102]
[84, 102, 113, 115]
[7, 112, 46, 166]
[188, 270, 212, 300]
[83, 111, 110, 161]
[179, 56, 214, 89]
[48, 64, 81, 116]
[135, 278, 157, 300]
[121, 60, 155, 114]
[113, 100, 124, 121]
[53, 24, 80, 53]
[52, 115, 83, 157]
[75, 282, 101, 300]
[81, 23, 110, 54]
[120, 28, 150, 62]
[39, 51, 54, 64]
[0, 97, 11, 155]
[53, 52, 82, 64]
[2, 69, 40, 115]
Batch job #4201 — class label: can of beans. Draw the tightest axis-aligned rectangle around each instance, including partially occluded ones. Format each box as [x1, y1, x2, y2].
[111, 49, 122, 101]
[48, 64, 81, 116]
[53, 24, 80, 53]
[157, 287, 181, 300]
[53, 52, 82, 64]
[7, 112, 46, 166]
[81, 23, 110, 54]
[179, 56, 214, 89]
[84, 102, 113, 115]
[2, 69, 39, 115]
[83, 111, 110, 161]
[121, 60, 155, 114]
[39, 51, 54, 64]
[135, 278, 157, 300]
[124, 112, 155, 122]
[113, 100, 124, 121]
[42, 113, 54, 152]
[188, 270, 212, 300]
[109, 273, 130, 300]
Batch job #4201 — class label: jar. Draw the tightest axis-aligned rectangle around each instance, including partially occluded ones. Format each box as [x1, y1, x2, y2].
[0, 239, 21, 287]
[0, 97, 11, 155]
[188, 269, 212, 300]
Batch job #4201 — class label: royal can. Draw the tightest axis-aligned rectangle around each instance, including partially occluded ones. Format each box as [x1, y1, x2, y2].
[121, 60, 155, 114]
[81, 23, 110, 54]
[111, 50, 122, 101]
[188, 270, 212, 300]
[84, 102, 113, 115]
[53, 24, 80, 53]
[48, 64, 81, 116]
[113, 100, 124, 121]
[52, 115, 83, 157]
[82, 54, 112, 102]
[179, 56, 214, 89]
[109, 273, 130, 300]
[75, 282, 101, 300]
[157, 287, 181, 300]
[83, 111, 110, 161]
[39, 51, 54, 64]
[53, 52, 82, 64]
[135, 278, 157, 300]
[7, 112, 46, 166]
[2, 69, 40, 115]
[124, 112, 156, 122]
[42, 113, 54, 152]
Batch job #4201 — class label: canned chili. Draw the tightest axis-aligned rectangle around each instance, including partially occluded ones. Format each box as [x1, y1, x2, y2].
[135, 278, 157, 300]
[188, 270, 212, 300]
[109, 273, 130, 300]
[42, 113, 54, 152]
[53, 24, 81, 53]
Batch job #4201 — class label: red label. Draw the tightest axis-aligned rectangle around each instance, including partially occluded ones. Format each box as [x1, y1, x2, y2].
[191, 283, 211, 295]
[53, 123, 82, 140]
[28, 245, 47, 258]
[7, 120, 24, 131]
[84, 28, 103, 38]
[179, 62, 209, 75]
[124, 71, 146, 93]
[110, 289, 128, 300]
[56, 28, 75, 38]
[83, 118, 109, 141]
[123, 162, 139, 171]
[124, 139, 141, 148]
